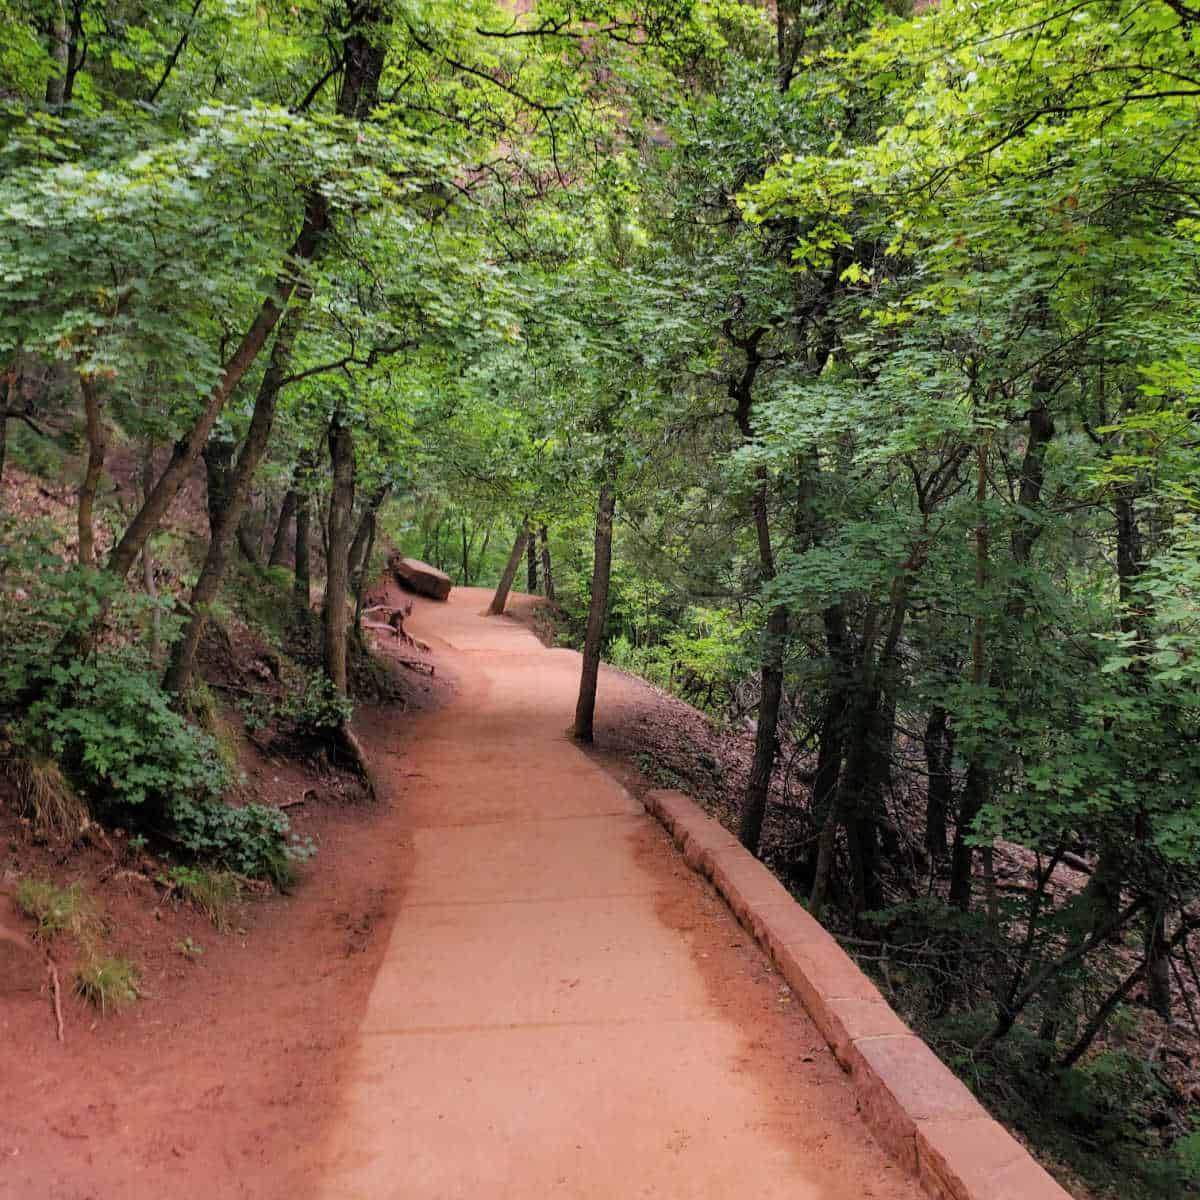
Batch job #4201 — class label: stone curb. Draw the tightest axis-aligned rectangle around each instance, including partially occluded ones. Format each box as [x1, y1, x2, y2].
[642, 789, 1071, 1200]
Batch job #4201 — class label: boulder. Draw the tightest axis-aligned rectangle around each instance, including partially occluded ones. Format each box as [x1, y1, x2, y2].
[391, 556, 452, 602]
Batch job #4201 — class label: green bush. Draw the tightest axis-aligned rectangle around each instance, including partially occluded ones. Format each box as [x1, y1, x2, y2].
[0, 534, 296, 882]
[168, 865, 240, 931]
[165, 795, 303, 887]
[273, 670, 353, 737]
[15, 878, 94, 941]
[10, 647, 231, 815]
[76, 954, 141, 1014]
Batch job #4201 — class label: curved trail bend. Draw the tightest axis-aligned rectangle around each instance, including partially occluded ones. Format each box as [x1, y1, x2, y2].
[314, 587, 923, 1200]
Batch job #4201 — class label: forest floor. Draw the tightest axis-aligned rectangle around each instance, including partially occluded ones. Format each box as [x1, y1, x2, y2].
[1, 585, 925, 1200]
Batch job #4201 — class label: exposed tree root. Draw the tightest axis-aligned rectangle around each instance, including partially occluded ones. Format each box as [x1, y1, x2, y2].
[47, 961, 64, 1043]
[336, 721, 377, 800]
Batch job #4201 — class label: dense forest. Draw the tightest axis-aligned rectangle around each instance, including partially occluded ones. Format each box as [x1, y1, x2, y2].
[2, 0, 1200, 1194]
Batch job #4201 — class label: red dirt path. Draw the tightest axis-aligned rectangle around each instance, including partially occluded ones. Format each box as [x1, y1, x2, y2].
[2, 586, 922, 1200]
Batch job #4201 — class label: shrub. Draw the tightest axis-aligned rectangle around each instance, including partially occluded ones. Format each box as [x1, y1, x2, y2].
[166, 796, 299, 888]
[15, 878, 94, 942]
[11, 648, 232, 815]
[187, 681, 243, 774]
[169, 866, 240, 931]
[273, 670, 353, 738]
[75, 954, 140, 1014]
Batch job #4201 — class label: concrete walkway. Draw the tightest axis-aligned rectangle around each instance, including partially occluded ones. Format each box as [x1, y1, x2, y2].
[314, 589, 924, 1200]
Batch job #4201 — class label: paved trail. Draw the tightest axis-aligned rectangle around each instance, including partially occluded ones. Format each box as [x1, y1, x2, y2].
[314, 588, 924, 1200]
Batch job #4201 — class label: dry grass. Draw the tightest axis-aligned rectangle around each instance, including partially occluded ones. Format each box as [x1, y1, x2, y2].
[9, 752, 89, 840]
[15, 878, 95, 943]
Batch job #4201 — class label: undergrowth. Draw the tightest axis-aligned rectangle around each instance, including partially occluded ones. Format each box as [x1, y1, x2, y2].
[847, 901, 1200, 1199]
[16, 878, 94, 942]
[0, 523, 304, 884]
[167, 866, 239, 931]
[75, 955, 141, 1014]
[17, 877, 142, 1015]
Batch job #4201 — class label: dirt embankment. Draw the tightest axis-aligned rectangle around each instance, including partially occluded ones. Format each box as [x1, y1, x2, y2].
[0, 574, 450, 1199]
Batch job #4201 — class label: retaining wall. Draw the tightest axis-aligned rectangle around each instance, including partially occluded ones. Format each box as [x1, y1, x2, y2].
[642, 789, 1072, 1200]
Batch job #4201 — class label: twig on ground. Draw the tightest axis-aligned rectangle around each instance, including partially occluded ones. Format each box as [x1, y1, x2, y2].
[228, 872, 273, 895]
[47, 962, 64, 1043]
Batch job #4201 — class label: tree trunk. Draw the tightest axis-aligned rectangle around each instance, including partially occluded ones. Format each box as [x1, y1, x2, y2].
[322, 415, 356, 695]
[163, 306, 302, 696]
[268, 489, 297, 567]
[741, 601, 785, 852]
[202, 431, 234, 535]
[953, 401, 1054, 911]
[353, 510, 378, 640]
[475, 525, 492, 586]
[923, 706, 952, 863]
[0, 412, 7, 489]
[348, 486, 388, 583]
[45, 0, 69, 108]
[348, 485, 388, 640]
[461, 519, 471, 585]
[140, 444, 161, 663]
[105, 193, 328, 586]
[488, 521, 529, 616]
[573, 482, 616, 743]
[527, 531, 538, 593]
[950, 442, 991, 911]
[728, 329, 788, 855]
[77, 374, 106, 568]
[1146, 907, 1173, 1021]
[236, 511, 263, 567]
[539, 525, 555, 603]
[294, 490, 312, 612]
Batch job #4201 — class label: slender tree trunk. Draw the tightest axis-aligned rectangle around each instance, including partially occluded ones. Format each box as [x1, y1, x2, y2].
[268, 489, 297, 567]
[349, 487, 388, 582]
[322, 415, 356, 695]
[488, 521, 529, 616]
[741, 600, 785, 852]
[353, 510, 378, 640]
[0, 413, 7, 489]
[140, 444, 161, 663]
[727, 328, 788, 855]
[804, 647, 848, 900]
[202, 432, 234, 535]
[474, 525, 492, 585]
[923, 706, 952, 863]
[105, 194, 328, 586]
[527, 532, 538, 593]
[539, 525, 555, 603]
[164, 306, 302, 696]
[461, 519, 471, 585]
[45, 0, 69, 108]
[1146, 907, 1173, 1021]
[953, 401, 1054, 911]
[294, 490, 312, 612]
[950, 441, 991, 911]
[573, 482, 617, 743]
[348, 485, 388, 640]
[77, 374, 106, 568]
[236, 511, 263, 566]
